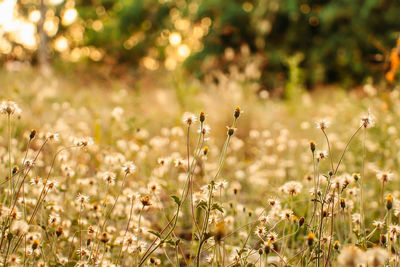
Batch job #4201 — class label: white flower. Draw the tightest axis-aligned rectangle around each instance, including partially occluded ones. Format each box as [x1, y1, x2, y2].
[11, 220, 29, 235]
[74, 137, 94, 147]
[372, 220, 385, 229]
[182, 112, 197, 125]
[316, 119, 330, 130]
[46, 132, 60, 142]
[360, 113, 375, 128]
[198, 124, 211, 135]
[279, 181, 303, 196]
[376, 171, 394, 183]
[76, 193, 89, 204]
[101, 171, 116, 185]
[316, 150, 328, 160]
[122, 161, 136, 174]
[0, 100, 21, 116]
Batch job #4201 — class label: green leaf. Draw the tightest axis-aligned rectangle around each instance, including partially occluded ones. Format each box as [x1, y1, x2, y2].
[148, 230, 161, 239]
[212, 203, 224, 213]
[170, 195, 181, 206]
[196, 200, 208, 210]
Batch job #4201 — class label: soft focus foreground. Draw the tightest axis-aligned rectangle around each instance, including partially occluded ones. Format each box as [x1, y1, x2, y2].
[1, 71, 400, 267]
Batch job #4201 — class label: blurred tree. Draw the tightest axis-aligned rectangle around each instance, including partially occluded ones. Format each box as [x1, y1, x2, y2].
[1, 0, 400, 88]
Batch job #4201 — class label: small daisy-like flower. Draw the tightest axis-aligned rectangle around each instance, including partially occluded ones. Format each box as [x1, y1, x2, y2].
[45, 132, 60, 142]
[259, 215, 270, 225]
[101, 171, 116, 185]
[266, 232, 278, 243]
[0, 100, 21, 116]
[182, 113, 197, 125]
[255, 226, 266, 238]
[48, 214, 61, 226]
[360, 113, 375, 128]
[352, 213, 361, 225]
[316, 119, 330, 130]
[30, 177, 43, 186]
[6, 254, 21, 264]
[316, 150, 328, 160]
[267, 198, 280, 207]
[215, 180, 228, 190]
[389, 224, 400, 236]
[376, 171, 394, 183]
[11, 220, 29, 235]
[76, 193, 90, 204]
[76, 248, 90, 257]
[205, 255, 214, 264]
[280, 209, 294, 220]
[148, 182, 161, 194]
[23, 158, 35, 168]
[279, 181, 303, 196]
[198, 125, 211, 135]
[9, 207, 21, 220]
[46, 180, 59, 191]
[122, 161, 136, 174]
[372, 220, 385, 229]
[74, 137, 94, 147]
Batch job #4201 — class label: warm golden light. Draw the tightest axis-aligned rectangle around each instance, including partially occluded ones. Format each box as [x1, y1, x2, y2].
[49, 0, 64, 5]
[28, 10, 41, 23]
[54, 36, 69, 52]
[169, 32, 181, 46]
[62, 8, 78, 26]
[177, 44, 190, 58]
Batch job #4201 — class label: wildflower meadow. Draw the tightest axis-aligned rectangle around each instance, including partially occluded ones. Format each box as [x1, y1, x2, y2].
[1, 0, 400, 266]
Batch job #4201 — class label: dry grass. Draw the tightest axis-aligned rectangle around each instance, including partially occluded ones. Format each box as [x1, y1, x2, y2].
[0, 69, 399, 266]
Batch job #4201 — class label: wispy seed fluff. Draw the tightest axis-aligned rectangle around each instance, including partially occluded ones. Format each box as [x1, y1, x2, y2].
[279, 181, 303, 196]
[316, 119, 330, 130]
[0, 100, 22, 116]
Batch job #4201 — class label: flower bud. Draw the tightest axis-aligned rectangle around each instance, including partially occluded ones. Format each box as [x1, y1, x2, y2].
[30, 129, 37, 139]
[386, 194, 393, 210]
[199, 111, 205, 123]
[307, 233, 315, 246]
[310, 141, 316, 153]
[234, 106, 241, 119]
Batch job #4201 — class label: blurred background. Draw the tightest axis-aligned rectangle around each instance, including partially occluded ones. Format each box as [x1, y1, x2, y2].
[0, 0, 400, 94]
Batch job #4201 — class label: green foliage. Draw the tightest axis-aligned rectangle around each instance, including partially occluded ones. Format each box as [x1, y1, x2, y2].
[4, 0, 400, 88]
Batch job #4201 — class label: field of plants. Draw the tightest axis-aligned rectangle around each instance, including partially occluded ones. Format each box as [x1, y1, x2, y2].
[1, 0, 400, 266]
[0, 69, 399, 266]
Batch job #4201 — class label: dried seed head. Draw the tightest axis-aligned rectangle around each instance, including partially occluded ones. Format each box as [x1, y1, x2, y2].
[140, 195, 152, 207]
[0, 100, 21, 116]
[316, 119, 330, 130]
